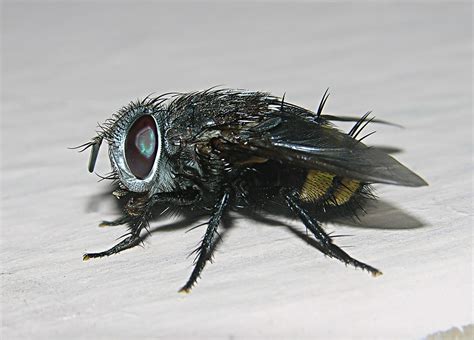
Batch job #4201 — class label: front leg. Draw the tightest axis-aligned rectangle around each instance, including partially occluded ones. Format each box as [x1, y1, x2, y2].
[83, 189, 201, 260]
[83, 234, 142, 260]
[83, 207, 149, 260]
[99, 215, 131, 227]
[99, 189, 200, 227]
[150, 189, 201, 206]
[179, 191, 230, 293]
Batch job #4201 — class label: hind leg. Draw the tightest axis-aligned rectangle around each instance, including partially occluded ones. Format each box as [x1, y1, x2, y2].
[284, 191, 382, 276]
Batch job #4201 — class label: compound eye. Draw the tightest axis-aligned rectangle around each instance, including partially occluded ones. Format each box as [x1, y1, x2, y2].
[125, 115, 158, 179]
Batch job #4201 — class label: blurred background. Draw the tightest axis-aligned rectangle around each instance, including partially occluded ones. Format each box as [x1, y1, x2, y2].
[1, 1, 472, 339]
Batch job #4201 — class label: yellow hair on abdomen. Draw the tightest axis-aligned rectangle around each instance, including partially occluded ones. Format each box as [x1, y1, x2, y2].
[330, 178, 361, 206]
[299, 170, 334, 202]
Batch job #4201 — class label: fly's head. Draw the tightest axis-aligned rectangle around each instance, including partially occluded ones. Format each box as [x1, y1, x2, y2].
[79, 96, 177, 194]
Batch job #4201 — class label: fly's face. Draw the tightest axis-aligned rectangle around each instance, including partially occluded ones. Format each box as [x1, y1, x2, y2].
[107, 106, 163, 193]
[81, 100, 173, 193]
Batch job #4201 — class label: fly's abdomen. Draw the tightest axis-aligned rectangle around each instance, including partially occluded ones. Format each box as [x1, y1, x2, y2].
[299, 170, 362, 206]
[299, 170, 334, 202]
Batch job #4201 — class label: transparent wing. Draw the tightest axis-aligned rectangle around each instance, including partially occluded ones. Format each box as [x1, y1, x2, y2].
[243, 116, 427, 187]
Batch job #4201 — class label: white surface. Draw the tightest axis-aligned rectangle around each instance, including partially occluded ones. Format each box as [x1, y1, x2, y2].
[1, 2, 472, 339]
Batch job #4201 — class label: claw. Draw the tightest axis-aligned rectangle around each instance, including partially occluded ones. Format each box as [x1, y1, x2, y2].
[178, 287, 191, 294]
[372, 270, 383, 277]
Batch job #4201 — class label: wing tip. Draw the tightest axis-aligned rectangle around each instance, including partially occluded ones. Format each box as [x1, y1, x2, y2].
[401, 174, 429, 187]
[382, 167, 428, 187]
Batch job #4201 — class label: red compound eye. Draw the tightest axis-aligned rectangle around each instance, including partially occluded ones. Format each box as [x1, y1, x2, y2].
[125, 115, 158, 179]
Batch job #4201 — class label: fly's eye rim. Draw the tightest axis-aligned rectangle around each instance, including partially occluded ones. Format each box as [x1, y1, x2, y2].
[108, 109, 163, 193]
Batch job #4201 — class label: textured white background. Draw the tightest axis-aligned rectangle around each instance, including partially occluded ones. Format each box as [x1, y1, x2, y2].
[1, 1, 472, 339]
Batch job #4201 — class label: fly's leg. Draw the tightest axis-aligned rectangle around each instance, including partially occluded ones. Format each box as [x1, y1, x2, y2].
[284, 191, 382, 276]
[98, 189, 200, 228]
[83, 190, 201, 261]
[150, 189, 201, 206]
[83, 215, 147, 260]
[82, 235, 142, 260]
[179, 191, 230, 293]
[99, 215, 131, 227]
[83, 194, 151, 260]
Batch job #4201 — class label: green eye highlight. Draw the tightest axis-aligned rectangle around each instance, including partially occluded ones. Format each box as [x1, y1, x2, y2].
[135, 127, 156, 158]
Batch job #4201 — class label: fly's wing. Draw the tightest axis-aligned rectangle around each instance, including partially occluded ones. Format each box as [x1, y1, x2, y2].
[240, 116, 427, 187]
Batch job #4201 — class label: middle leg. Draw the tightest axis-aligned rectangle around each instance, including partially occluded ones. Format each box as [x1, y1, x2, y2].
[179, 191, 230, 293]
